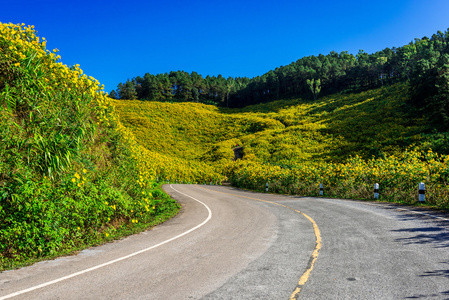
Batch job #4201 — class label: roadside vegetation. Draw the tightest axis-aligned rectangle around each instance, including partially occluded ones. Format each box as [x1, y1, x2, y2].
[0, 23, 179, 271]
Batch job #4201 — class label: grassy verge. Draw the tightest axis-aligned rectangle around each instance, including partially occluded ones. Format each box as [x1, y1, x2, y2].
[0, 183, 179, 272]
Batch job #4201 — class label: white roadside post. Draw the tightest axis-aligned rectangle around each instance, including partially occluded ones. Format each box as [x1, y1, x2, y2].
[319, 183, 323, 196]
[419, 182, 426, 202]
[266, 182, 269, 192]
[374, 183, 379, 199]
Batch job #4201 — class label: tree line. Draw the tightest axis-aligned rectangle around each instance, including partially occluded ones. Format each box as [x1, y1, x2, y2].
[110, 28, 449, 126]
[109, 71, 249, 107]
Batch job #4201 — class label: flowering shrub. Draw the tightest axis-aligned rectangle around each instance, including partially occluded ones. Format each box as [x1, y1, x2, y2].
[228, 149, 449, 208]
[0, 23, 179, 270]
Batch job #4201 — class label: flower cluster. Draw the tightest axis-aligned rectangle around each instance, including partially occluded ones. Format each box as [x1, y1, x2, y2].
[228, 149, 449, 207]
[71, 169, 88, 187]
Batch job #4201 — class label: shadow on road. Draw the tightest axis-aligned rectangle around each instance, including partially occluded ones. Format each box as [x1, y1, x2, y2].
[393, 226, 449, 299]
[404, 266, 449, 299]
[392, 226, 449, 248]
[405, 290, 449, 299]
[419, 261, 449, 279]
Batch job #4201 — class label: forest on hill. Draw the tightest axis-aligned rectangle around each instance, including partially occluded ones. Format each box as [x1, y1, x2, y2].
[112, 28, 449, 128]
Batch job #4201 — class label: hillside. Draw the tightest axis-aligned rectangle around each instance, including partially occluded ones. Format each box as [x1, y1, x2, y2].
[234, 83, 427, 163]
[114, 82, 426, 167]
[114, 81, 449, 208]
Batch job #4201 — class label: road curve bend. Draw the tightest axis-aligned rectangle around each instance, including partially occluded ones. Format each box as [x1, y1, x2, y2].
[0, 184, 448, 299]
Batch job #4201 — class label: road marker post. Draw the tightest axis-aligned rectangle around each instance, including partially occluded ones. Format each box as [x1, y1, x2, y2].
[319, 183, 323, 196]
[419, 182, 426, 202]
[266, 182, 269, 192]
[374, 183, 379, 199]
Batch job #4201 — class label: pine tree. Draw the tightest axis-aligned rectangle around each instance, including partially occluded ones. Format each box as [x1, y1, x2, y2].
[307, 78, 321, 100]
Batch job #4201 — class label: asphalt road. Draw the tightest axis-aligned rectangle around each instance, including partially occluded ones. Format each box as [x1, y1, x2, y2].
[1, 184, 449, 299]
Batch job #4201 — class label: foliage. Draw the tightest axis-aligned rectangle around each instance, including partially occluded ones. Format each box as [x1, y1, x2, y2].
[113, 71, 245, 107]
[0, 23, 179, 270]
[228, 149, 449, 209]
[114, 80, 449, 210]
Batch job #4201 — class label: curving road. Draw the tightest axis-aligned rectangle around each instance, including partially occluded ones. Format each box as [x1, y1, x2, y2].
[1, 185, 449, 299]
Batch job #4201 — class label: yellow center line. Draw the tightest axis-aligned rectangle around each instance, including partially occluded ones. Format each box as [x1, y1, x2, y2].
[197, 185, 321, 299]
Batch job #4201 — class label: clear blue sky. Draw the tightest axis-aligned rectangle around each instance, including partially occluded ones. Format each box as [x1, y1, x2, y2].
[2, 0, 449, 93]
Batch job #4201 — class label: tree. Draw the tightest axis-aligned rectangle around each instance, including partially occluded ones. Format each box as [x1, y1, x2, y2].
[117, 79, 137, 100]
[108, 89, 118, 99]
[306, 78, 321, 100]
[110, 28, 449, 107]
[428, 54, 449, 129]
[376, 56, 388, 86]
[225, 77, 235, 107]
[192, 87, 199, 102]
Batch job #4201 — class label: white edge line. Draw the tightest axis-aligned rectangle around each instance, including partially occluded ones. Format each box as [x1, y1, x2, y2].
[0, 184, 212, 300]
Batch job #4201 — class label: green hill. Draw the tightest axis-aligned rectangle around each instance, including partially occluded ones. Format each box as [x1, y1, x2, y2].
[114, 82, 425, 167]
[113, 82, 449, 208]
